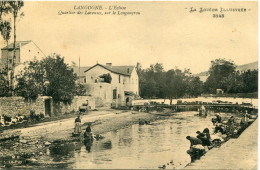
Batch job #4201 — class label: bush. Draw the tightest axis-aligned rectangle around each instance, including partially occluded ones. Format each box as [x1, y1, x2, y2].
[30, 110, 36, 120]
[99, 73, 112, 83]
[64, 111, 70, 115]
[35, 114, 41, 121]
[23, 115, 29, 120]
[39, 112, 45, 119]
[3, 114, 11, 122]
[29, 110, 44, 121]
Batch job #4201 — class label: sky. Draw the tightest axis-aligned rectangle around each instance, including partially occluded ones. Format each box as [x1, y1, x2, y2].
[0, 1, 258, 74]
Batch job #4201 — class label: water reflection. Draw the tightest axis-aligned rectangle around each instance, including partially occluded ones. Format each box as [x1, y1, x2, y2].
[45, 111, 239, 169]
[84, 140, 93, 153]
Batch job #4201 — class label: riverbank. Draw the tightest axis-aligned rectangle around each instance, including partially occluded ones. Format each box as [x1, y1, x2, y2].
[185, 118, 258, 169]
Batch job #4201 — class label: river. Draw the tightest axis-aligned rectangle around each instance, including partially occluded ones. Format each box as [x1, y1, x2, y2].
[45, 111, 238, 169]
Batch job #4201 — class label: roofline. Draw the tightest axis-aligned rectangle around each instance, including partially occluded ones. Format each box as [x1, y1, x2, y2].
[84, 63, 131, 76]
[1, 40, 32, 50]
[31, 40, 46, 57]
[1, 40, 46, 57]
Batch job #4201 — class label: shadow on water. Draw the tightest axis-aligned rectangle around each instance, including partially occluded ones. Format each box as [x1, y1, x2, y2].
[84, 140, 93, 153]
[49, 140, 81, 162]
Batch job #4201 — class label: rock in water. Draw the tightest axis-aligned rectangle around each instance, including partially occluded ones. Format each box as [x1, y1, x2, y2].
[20, 139, 27, 144]
[44, 141, 51, 146]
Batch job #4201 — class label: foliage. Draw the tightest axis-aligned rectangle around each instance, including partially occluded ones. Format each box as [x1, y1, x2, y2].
[204, 58, 258, 94]
[240, 70, 258, 93]
[43, 55, 77, 103]
[15, 60, 45, 100]
[187, 76, 204, 97]
[0, 21, 11, 44]
[137, 63, 203, 100]
[9, 0, 24, 91]
[165, 69, 191, 103]
[3, 114, 11, 122]
[138, 63, 167, 98]
[0, 69, 10, 97]
[8, 1, 24, 18]
[75, 83, 86, 96]
[30, 110, 44, 121]
[204, 59, 236, 93]
[15, 54, 78, 104]
[99, 73, 112, 83]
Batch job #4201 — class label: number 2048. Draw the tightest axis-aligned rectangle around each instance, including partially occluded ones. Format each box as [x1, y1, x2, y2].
[213, 14, 224, 18]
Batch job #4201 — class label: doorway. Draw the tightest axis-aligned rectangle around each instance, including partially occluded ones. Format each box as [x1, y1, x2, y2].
[45, 99, 51, 116]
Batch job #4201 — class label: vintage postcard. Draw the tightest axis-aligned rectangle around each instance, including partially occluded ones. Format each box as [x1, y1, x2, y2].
[0, 1, 258, 169]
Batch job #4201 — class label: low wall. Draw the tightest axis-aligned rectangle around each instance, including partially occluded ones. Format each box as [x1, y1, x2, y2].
[0, 96, 95, 117]
[53, 96, 95, 115]
[0, 96, 46, 117]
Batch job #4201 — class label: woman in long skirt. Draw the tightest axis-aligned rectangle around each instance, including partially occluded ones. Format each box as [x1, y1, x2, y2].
[74, 115, 82, 133]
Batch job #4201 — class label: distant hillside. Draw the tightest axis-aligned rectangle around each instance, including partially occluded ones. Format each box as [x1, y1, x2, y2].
[194, 61, 258, 82]
[236, 61, 258, 72]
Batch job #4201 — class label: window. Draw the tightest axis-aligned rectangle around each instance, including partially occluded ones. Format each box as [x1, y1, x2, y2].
[113, 89, 117, 99]
[119, 75, 121, 83]
[29, 49, 30, 52]
[84, 78, 86, 83]
[9, 59, 12, 64]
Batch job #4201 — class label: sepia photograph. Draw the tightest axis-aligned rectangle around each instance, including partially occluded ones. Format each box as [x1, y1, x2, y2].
[0, 1, 258, 169]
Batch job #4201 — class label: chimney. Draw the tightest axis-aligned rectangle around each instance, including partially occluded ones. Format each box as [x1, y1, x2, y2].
[106, 63, 112, 68]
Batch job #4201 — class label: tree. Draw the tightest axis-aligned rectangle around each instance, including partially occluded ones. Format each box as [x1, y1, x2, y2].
[75, 83, 86, 96]
[165, 69, 189, 104]
[224, 71, 243, 93]
[0, 69, 10, 97]
[204, 59, 236, 93]
[187, 76, 203, 97]
[15, 54, 78, 104]
[99, 73, 112, 83]
[0, 20, 11, 44]
[15, 60, 45, 100]
[241, 70, 258, 93]
[0, 2, 12, 24]
[0, 21, 11, 72]
[9, 0, 24, 92]
[43, 54, 77, 104]
[138, 63, 167, 99]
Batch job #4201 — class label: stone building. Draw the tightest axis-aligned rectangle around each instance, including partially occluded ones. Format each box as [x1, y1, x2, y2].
[82, 63, 139, 107]
[1, 40, 45, 69]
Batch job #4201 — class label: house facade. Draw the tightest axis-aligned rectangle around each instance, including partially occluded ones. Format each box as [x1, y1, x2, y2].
[83, 63, 139, 107]
[1, 40, 45, 69]
[0, 40, 46, 87]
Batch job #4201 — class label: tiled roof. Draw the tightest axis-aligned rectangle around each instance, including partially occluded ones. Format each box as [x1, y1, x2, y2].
[1, 40, 32, 50]
[84, 64, 135, 76]
[72, 66, 91, 77]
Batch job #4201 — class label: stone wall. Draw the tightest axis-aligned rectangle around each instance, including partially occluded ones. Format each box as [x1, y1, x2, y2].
[53, 96, 95, 115]
[0, 96, 46, 117]
[0, 96, 95, 117]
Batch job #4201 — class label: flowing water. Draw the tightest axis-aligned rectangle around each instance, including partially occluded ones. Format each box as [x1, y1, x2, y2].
[47, 111, 235, 169]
